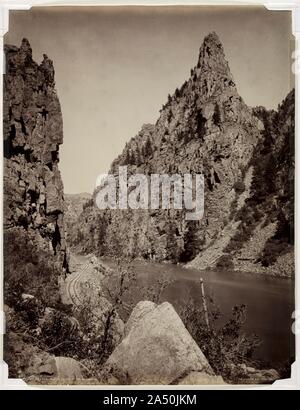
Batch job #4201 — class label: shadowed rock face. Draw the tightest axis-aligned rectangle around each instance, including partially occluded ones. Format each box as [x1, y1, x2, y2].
[71, 32, 294, 276]
[3, 39, 68, 271]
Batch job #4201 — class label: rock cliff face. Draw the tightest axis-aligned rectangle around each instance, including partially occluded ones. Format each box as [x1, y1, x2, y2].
[3, 39, 72, 380]
[3, 39, 68, 271]
[64, 193, 92, 247]
[69, 32, 294, 276]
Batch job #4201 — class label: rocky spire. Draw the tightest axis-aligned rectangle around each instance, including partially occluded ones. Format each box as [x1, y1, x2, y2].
[40, 53, 55, 86]
[198, 32, 227, 71]
[194, 32, 236, 99]
[20, 38, 32, 55]
[19, 38, 33, 65]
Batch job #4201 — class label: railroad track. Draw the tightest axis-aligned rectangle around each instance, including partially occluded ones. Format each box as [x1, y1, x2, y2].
[65, 257, 132, 315]
[65, 262, 90, 306]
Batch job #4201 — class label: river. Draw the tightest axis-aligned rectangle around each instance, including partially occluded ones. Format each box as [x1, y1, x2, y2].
[103, 258, 295, 366]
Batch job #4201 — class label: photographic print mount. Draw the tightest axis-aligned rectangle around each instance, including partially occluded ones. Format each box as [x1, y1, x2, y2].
[0, 0, 299, 390]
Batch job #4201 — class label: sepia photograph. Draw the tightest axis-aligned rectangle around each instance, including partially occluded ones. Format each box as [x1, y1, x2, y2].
[2, 4, 296, 387]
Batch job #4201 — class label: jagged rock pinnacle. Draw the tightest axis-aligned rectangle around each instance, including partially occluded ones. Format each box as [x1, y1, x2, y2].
[194, 32, 236, 99]
[198, 32, 230, 73]
[40, 54, 55, 85]
[203, 31, 222, 46]
[20, 38, 32, 56]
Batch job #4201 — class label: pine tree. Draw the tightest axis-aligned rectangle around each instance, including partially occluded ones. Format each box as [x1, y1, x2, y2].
[135, 145, 141, 165]
[130, 150, 135, 165]
[125, 149, 134, 165]
[213, 103, 221, 126]
[124, 149, 131, 165]
[166, 220, 178, 261]
[197, 109, 207, 138]
[141, 145, 146, 158]
[144, 137, 152, 157]
[180, 221, 202, 262]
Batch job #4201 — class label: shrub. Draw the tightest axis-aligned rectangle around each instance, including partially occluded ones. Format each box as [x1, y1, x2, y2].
[4, 227, 61, 308]
[197, 109, 207, 139]
[216, 254, 234, 270]
[82, 198, 94, 211]
[179, 297, 261, 381]
[233, 180, 246, 193]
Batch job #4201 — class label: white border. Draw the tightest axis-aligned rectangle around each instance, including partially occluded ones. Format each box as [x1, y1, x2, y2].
[0, 0, 299, 391]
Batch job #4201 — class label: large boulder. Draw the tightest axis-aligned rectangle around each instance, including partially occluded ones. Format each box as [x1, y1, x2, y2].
[5, 332, 83, 384]
[26, 355, 83, 384]
[102, 301, 215, 385]
[54, 357, 83, 382]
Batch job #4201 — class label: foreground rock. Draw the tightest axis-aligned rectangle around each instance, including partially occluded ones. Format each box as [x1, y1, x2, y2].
[54, 357, 83, 381]
[178, 372, 225, 385]
[28, 355, 83, 383]
[229, 364, 280, 384]
[6, 332, 83, 384]
[102, 301, 219, 385]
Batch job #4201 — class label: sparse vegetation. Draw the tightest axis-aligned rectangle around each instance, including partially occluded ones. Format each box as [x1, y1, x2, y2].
[144, 136, 153, 157]
[179, 294, 261, 382]
[196, 109, 207, 139]
[4, 227, 62, 309]
[180, 220, 203, 262]
[216, 254, 234, 270]
[225, 92, 294, 266]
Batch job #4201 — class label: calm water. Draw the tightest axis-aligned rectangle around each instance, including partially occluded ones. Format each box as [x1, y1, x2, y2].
[103, 259, 295, 366]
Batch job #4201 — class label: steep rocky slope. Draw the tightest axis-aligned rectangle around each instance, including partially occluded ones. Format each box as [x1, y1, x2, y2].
[217, 90, 295, 275]
[3, 39, 68, 272]
[69, 32, 294, 277]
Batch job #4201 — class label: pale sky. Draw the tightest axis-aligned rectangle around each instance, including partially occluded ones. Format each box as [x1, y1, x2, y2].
[5, 6, 294, 194]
